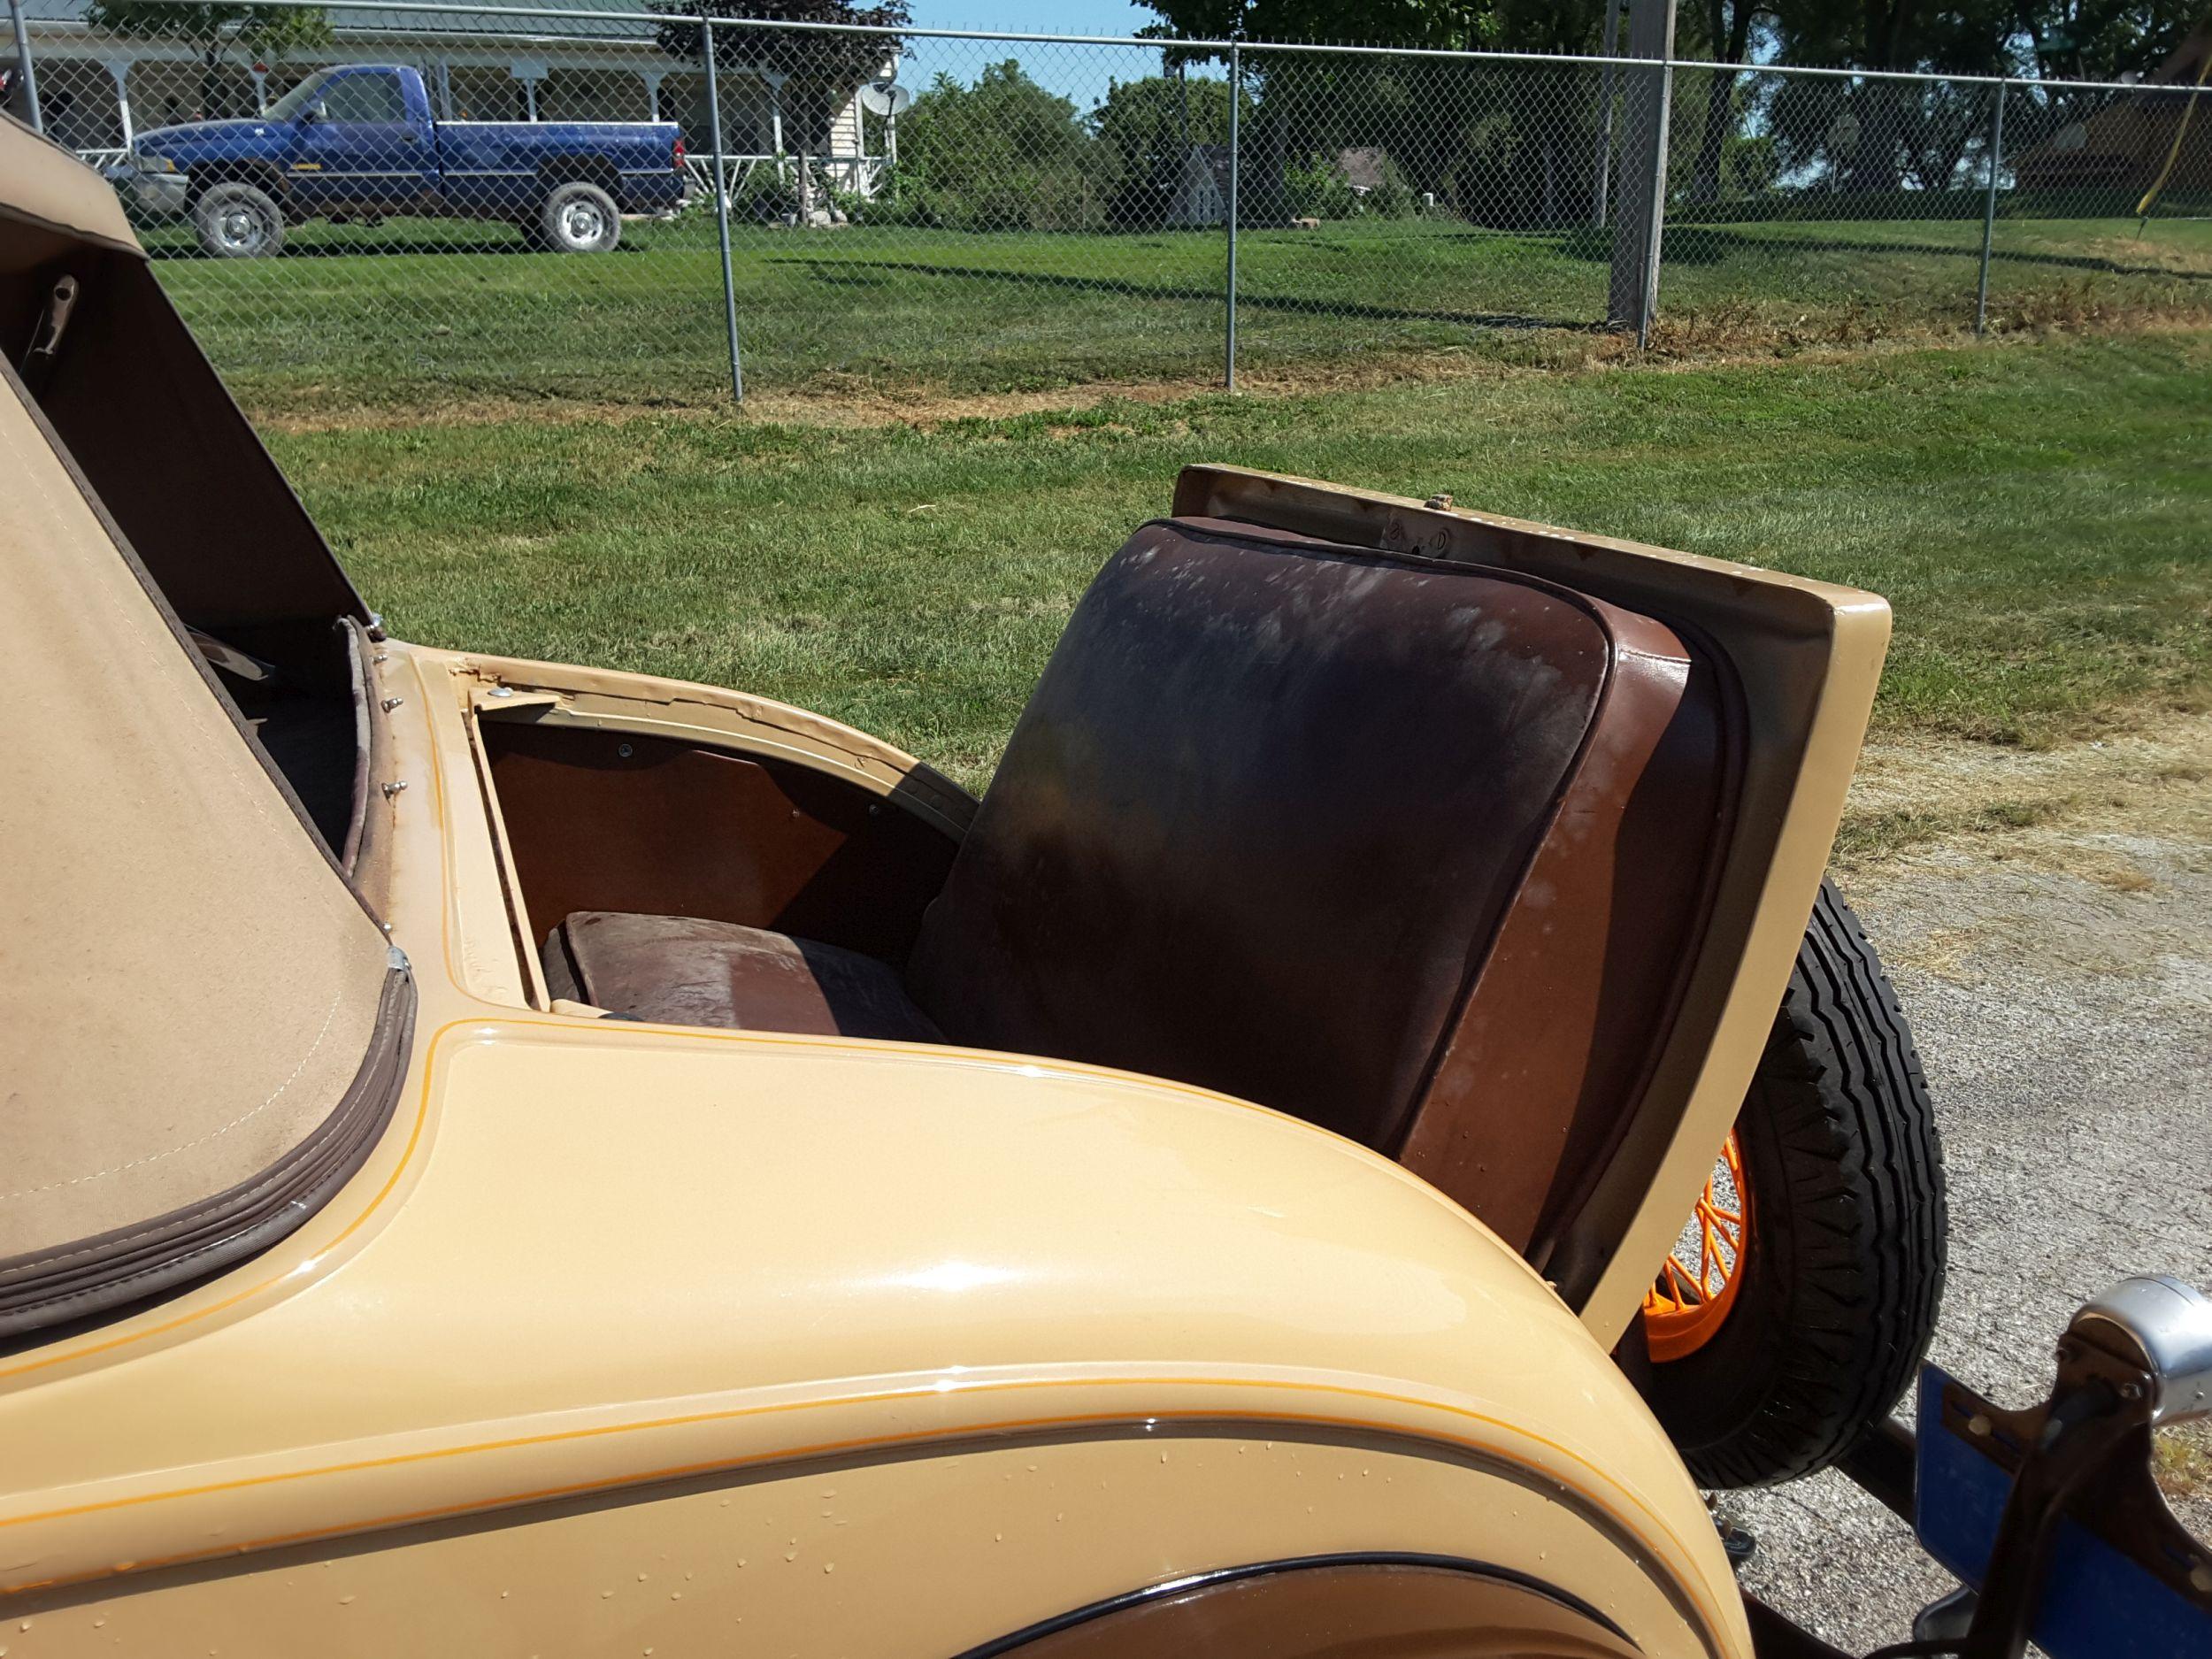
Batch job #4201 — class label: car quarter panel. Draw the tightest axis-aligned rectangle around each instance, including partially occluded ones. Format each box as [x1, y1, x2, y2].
[0, 1013, 1747, 1657]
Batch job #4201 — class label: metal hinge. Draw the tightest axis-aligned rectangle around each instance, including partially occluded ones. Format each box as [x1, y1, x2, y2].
[19, 274, 81, 396]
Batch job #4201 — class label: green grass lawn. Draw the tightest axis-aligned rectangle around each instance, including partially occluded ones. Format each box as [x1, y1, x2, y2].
[151, 208, 2212, 419]
[280, 329, 2212, 788]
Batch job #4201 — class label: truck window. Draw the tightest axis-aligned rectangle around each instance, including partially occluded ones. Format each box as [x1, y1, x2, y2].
[321, 71, 408, 124]
[265, 68, 338, 121]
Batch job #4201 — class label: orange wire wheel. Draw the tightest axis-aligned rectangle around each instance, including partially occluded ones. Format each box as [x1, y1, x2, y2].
[1641, 1130, 1751, 1363]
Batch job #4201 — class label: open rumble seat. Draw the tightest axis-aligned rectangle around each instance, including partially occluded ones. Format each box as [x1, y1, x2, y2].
[541, 515, 1740, 1255]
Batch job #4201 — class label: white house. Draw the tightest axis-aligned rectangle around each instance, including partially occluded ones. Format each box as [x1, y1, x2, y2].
[6, 0, 886, 197]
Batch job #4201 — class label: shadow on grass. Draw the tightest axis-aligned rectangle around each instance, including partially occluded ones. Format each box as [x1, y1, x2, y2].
[775, 257, 1588, 332]
[148, 235, 660, 260]
[1657, 227, 2212, 282]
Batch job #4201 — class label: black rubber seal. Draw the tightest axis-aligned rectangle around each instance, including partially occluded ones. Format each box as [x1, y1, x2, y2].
[950, 1550, 1639, 1657]
[0, 958, 414, 1340]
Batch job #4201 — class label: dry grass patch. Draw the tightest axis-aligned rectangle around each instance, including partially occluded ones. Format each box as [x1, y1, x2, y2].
[1836, 712, 2212, 883]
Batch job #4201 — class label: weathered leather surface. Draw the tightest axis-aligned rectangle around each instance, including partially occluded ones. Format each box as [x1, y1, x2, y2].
[905, 517, 1620, 1152]
[546, 911, 945, 1044]
[904, 516, 1731, 1248]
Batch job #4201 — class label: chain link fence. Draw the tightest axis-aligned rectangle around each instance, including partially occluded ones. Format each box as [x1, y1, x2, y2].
[7, 0, 2207, 417]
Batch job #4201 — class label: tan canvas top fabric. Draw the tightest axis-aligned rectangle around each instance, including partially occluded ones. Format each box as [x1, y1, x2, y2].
[0, 115, 141, 254]
[0, 375, 388, 1264]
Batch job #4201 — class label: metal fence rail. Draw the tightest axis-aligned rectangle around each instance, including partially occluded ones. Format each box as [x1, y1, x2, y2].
[6, 0, 2206, 414]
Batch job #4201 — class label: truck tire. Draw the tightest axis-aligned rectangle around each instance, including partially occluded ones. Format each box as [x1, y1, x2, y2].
[1638, 880, 1947, 1488]
[193, 181, 286, 259]
[536, 181, 622, 253]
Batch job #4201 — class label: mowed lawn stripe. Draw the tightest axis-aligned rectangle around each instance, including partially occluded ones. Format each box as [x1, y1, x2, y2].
[279, 330, 2212, 787]
[156, 211, 2212, 416]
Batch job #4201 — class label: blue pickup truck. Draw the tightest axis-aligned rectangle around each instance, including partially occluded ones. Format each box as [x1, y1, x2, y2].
[110, 63, 687, 257]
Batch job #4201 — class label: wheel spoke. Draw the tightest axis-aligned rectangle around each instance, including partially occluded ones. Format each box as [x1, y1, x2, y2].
[1642, 1129, 1751, 1361]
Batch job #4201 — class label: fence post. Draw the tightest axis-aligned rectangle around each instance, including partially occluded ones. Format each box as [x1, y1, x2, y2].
[7, 0, 43, 134]
[1975, 81, 2006, 337]
[1605, 0, 1677, 345]
[1225, 39, 1240, 391]
[699, 13, 745, 403]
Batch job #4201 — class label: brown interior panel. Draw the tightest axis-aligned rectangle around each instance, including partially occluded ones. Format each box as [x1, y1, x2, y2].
[483, 720, 959, 969]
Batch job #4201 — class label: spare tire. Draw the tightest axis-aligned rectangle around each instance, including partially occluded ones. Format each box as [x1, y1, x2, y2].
[1638, 879, 1947, 1488]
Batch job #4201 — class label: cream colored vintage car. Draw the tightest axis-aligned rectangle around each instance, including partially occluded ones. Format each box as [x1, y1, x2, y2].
[4, 115, 2208, 1659]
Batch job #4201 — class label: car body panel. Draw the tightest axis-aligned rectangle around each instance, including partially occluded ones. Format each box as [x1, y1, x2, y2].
[0, 639, 1749, 1657]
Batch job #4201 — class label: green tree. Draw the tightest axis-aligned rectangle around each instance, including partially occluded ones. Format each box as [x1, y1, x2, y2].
[2014, 0, 2200, 81]
[83, 3, 330, 120]
[884, 61, 1104, 231]
[653, 0, 908, 218]
[1140, 0, 1616, 226]
[1679, 1, 1774, 204]
[1090, 71, 1239, 226]
[1138, 1, 1495, 49]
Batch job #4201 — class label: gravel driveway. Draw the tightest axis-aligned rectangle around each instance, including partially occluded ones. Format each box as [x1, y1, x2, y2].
[1721, 718, 2212, 1650]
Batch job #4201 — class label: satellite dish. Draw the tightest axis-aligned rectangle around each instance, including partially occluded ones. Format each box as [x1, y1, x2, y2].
[2055, 121, 2089, 152]
[858, 79, 912, 118]
[1826, 112, 1861, 153]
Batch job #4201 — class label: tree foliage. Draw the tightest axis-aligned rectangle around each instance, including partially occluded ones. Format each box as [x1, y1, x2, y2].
[1136, 0, 2205, 215]
[653, 0, 908, 157]
[1091, 71, 1240, 224]
[82, 4, 330, 119]
[872, 61, 1102, 230]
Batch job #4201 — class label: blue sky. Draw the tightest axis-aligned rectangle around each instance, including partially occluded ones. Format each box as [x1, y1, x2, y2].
[910, 2, 1159, 40]
[902, 0, 1198, 114]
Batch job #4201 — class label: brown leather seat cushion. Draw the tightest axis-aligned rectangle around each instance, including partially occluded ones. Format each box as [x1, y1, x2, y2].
[904, 517, 1732, 1252]
[544, 910, 944, 1043]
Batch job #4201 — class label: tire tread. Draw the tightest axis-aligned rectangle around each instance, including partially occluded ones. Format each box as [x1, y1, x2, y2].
[1663, 881, 1948, 1488]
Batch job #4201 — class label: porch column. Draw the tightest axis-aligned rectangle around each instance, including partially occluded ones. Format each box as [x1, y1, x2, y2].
[104, 57, 133, 147]
[766, 69, 785, 163]
[640, 66, 663, 122]
[511, 58, 544, 122]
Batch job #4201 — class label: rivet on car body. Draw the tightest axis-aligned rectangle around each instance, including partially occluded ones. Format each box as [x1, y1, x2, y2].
[381, 697, 404, 712]
[382, 780, 408, 800]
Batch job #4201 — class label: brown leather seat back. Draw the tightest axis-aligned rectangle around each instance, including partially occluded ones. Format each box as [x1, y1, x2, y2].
[904, 518, 1734, 1251]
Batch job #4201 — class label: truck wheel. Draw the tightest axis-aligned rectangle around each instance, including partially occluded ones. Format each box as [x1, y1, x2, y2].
[194, 182, 286, 259]
[1638, 880, 1947, 1488]
[537, 181, 622, 253]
